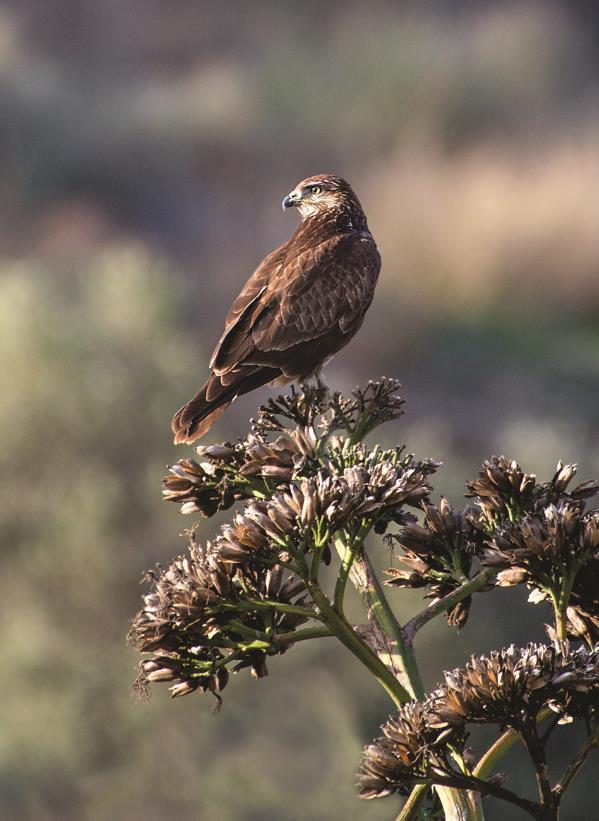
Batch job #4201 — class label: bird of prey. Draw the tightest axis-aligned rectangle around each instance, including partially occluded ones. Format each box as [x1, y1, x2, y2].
[171, 174, 381, 444]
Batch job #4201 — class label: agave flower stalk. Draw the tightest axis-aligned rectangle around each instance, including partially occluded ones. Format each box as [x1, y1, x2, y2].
[131, 380, 599, 820]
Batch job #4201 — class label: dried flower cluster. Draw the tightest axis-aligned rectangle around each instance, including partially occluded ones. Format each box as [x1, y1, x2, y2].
[359, 642, 599, 799]
[432, 642, 599, 729]
[383, 457, 599, 634]
[135, 380, 439, 705]
[385, 499, 484, 627]
[325, 378, 407, 440]
[485, 503, 599, 586]
[162, 380, 429, 525]
[251, 379, 406, 440]
[462, 456, 599, 644]
[359, 700, 440, 798]
[129, 533, 311, 708]
[135, 380, 599, 818]
[466, 456, 599, 530]
[251, 384, 331, 435]
[162, 445, 248, 516]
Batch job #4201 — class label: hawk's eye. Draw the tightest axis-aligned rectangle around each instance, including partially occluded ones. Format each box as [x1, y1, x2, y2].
[309, 185, 322, 195]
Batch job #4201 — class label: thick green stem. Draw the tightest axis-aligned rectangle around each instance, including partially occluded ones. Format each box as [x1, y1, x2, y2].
[333, 533, 358, 615]
[436, 786, 483, 821]
[555, 571, 576, 644]
[474, 728, 520, 781]
[549, 589, 567, 645]
[337, 537, 483, 819]
[341, 542, 425, 699]
[308, 578, 411, 707]
[396, 783, 483, 821]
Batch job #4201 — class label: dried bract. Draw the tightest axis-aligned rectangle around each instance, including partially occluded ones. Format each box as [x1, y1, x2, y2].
[466, 456, 537, 528]
[568, 559, 599, 646]
[240, 429, 318, 481]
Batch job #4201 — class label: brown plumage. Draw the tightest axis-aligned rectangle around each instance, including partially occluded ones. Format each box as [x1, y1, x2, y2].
[171, 174, 381, 444]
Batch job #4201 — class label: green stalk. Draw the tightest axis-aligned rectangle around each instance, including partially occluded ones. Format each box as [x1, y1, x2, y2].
[236, 598, 321, 621]
[549, 587, 568, 645]
[436, 787, 482, 821]
[554, 722, 599, 801]
[226, 620, 271, 642]
[334, 535, 358, 616]
[395, 784, 427, 820]
[308, 577, 411, 708]
[289, 540, 411, 707]
[555, 571, 576, 644]
[272, 626, 334, 645]
[342, 540, 424, 699]
[335, 534, 486, 819]
[397, 784, 483, 821]
[402, 570, 494, 644]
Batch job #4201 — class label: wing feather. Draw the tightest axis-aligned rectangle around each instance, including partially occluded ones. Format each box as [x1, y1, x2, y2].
[211, 232, 379, 376]
[251, 234, 380, 352]
[210, 243, 288, 371]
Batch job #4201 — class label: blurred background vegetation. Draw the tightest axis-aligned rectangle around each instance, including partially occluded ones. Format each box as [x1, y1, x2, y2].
[2, 1, 599, 819]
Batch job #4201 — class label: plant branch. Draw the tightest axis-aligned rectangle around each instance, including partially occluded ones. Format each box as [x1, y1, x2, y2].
[459, 774, 540, 818]
[402, 570, 494, 645]
[348, 549, 425, 699]
[342, 544, 484, 819]
[435, 784, 481, 821]
[520, 718, 558, 819]
[236, 598, 322, 622]
[272, 626, 334, 646]
[309, 539, 324, 584]
[226, 620, 271, 643]
[474, 708, 553, 780]
[395, 784, 427, 820]
[307, 576, 412, 707]
[553, 722, 599, 802]
[333, 531, 360, 616]
[549, 589, 567, 647]
[209, 649, 241, 674]
[397, 774, 540, 819]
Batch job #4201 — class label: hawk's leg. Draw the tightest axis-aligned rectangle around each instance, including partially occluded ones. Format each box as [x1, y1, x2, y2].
[315, 371, 331, 393]
[299, 371, 331, 398]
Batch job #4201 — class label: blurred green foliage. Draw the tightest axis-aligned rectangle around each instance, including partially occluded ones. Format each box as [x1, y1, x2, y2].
[1, 2, 599, 819]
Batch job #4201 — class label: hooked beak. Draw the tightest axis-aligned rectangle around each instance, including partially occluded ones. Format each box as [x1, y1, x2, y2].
[282, 190, 300, 210]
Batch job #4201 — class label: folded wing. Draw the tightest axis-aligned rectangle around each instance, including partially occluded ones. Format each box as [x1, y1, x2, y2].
[172, 232, 380, 444]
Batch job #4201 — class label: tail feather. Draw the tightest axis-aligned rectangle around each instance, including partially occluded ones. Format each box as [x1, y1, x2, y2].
[171, 367, 280, 444]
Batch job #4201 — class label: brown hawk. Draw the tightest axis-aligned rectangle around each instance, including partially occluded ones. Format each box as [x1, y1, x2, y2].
[171, 174, 381, 444]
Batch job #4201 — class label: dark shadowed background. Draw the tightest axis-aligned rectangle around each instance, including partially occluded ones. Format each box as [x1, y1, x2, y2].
[2, 2, 599, 819]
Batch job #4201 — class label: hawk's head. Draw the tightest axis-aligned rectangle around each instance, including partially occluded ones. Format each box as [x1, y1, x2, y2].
[282, 174, 360, 220]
